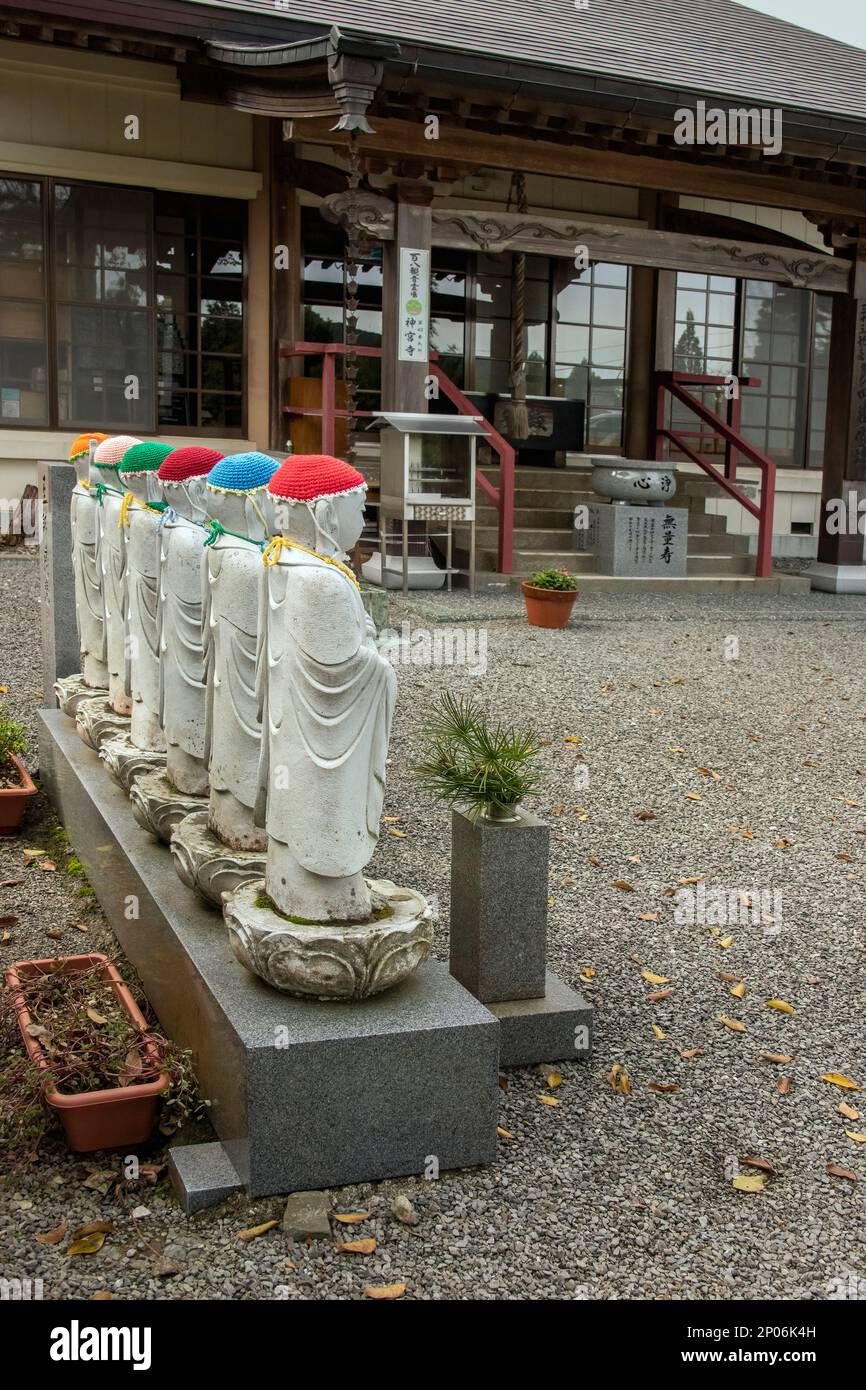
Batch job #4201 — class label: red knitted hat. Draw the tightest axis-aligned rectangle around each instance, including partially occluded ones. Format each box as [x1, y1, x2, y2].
[268, 455, 366, 503]
[158, 446, 223, 483]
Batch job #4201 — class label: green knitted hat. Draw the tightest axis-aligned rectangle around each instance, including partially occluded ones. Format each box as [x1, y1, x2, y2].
[118, 441, 173, 477]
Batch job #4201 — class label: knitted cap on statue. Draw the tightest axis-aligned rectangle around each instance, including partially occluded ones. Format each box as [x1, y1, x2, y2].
[268, 454, 366, 504]
[158, 445, 223, 484]
[207, 451, 279, 495]
[69, 432, 108, 462]
[118, 441, 172, 477]
[93, 435, 142, 470]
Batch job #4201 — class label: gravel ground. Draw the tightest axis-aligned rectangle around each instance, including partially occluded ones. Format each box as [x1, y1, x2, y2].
[1, 555, 865, 1301]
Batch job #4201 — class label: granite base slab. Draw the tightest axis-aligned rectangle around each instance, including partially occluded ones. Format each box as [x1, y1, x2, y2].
[488, 971, 593, 1067]
[576, 502, 688, 578]
[38, 709, 500, 1199]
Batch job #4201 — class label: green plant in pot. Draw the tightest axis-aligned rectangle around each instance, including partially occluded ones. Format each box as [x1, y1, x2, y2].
[521, 566, 579, 629]
[0, 705, 37, 832]
[415, 692, 537, 822]
[415, 694, 549, 1005]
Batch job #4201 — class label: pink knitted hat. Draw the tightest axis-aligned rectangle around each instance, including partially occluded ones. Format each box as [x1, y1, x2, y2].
[158, 446, 223, 483]
[93, 435, 142, 468]
[268, 455, 366, 504]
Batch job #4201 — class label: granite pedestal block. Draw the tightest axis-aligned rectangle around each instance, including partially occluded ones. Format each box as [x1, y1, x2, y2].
[38, 711, 500, 1200]
[489, 971, 593, 1066]
[450, 808, 548, 1003]
[39, 462, 80, 707]
[576, 502, 688, 578]
[168, 1142, 243, 1215]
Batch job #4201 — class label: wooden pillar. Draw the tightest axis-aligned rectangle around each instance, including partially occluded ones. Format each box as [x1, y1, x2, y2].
[381, 185, 433, 413]
[269, 123, 300, 451]
[246, 118, 272, 450]
[624, 192, 659, 459]
[812, 248, 866, 588]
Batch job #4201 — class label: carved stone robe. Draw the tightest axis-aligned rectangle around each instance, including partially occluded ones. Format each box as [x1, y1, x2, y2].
[157, 515, 209, 761]
[203, 534, 262, 812]
[70, 479, 106, 672]
[255, 549, 395, 878]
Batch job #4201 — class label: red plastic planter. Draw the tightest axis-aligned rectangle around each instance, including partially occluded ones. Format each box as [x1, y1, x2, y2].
[0, 754, 37, 832]
[5, 953, 168, 1152]
[521, 582, 579, 629]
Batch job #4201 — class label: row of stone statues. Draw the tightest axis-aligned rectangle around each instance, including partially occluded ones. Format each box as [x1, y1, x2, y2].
[58, 432, 432, 1000]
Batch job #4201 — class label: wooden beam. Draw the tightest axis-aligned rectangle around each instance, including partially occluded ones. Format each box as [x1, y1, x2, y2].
[299, 116, 866, 219]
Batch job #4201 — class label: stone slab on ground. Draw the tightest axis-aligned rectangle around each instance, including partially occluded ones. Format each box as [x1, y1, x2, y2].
[168, 1141, 244, 1216]
[281, 1190, 332, 1240]
[38, 708, 501, 1200]
[488, 971, 593, 1067]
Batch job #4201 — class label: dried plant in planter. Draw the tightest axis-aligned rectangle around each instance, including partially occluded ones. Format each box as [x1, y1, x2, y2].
[415, 692, 538, 822]
[1, 954, 201, 1163]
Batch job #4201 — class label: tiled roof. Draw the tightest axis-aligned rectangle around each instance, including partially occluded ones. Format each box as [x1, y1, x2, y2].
[189, 0, 866, 122]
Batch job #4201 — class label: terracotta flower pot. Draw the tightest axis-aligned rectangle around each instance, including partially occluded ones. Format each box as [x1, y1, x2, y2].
[5, 953, 168, 1153]
[0, 754, 37, 833]
[521, 582, 578, 629]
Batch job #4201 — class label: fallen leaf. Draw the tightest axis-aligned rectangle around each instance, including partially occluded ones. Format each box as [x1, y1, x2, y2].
[697, 767, 721, 779]
[70, 1221, 114, 1239]
[826, 1164, 858, 1181]
[685, 792, 703, 801]
[497, 1127, 514, 1140]
[652, 1024, 666, 1040]
[647, 988, 673, 1002]
[732, 1174, 767, 1192]
[543, 1071, 562, 1089]
[86, 1007, 108, 1026]
[717, 1016, 747, 1033]
[730, 982, 747, 999]
[760, 1052, 792, 1064]
[719, 935, 734, 949]
[66, 1232, 106, 1256]
[641, 971, 670, 985]
[610, 880, 634, 892]
[845, 1131, 866, 1144]
[0, 914, 18, 926]
[740, 1156, 776, 1174]
[339, 1238, 377, 1255]
[680, 1047, 704, 1058]
[237, 1220, 278, 1242]
[822, 1073, 862, 1091]
[46, 929, 63, 940]
[838, 1103, 860, 1121]
[836, 853, 855, 863]
[777, 1077, 793, 1095]
[767, 999, 796, 1015]
[333, 1211, 371, 1225]
[385, 827, 406, 838]
[35, 1223, 67, 1246]
[718, 971, 741, 983]
[536, 1094, 560, 1107]
[648, 1083, 678, 1093]
[563, 736, 582, 743]
[773, 840, 791, 850]
[90, 1292, 113, 1301]
[0, 878, 24, 888]
[638, 912, 659, 922]
[39, 860, 57, 872]
[633, 810, 656, 821]
[363, 1283, 406, 1300]
[74, 922, 89, 933]
[606, 1064, 631, 1096]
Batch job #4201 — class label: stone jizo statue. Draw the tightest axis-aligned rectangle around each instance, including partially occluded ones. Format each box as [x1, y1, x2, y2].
[155, 446, 223, 795]
[93, 439, 137, 716]
[70, 431, 121, 689]
[118, 441, 173, 752]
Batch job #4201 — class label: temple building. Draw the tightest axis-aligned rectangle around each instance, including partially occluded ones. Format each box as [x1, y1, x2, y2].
[1, 0, 866, 588]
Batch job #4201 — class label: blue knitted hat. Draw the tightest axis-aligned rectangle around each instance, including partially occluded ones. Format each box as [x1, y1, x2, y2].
[206, 451, 279, 495]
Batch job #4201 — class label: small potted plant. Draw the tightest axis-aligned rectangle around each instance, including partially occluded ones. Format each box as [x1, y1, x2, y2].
[4, 953, 173, 1153]
[415, 694, 548, 1004]
[0, 705, 37, 832]
[521, 567, 579, 629]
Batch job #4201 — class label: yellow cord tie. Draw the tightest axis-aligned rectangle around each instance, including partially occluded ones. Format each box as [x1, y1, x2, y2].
[118, 492, 137, 529]
[262, 535, 360, 591]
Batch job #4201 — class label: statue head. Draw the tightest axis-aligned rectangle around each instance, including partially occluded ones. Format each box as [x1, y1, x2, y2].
[268, 455, 367, 560]
[117, 440, 172, 501]
[88, 433, 138, 488]
[157, 446, 223, 521]
[205, 452, 280, 541]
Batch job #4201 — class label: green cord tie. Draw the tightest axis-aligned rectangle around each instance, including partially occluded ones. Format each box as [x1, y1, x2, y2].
[202, 519, 264, 550]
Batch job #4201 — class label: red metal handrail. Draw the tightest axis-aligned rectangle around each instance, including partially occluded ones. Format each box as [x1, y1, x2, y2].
[654, 371, 776, 579]
[280, 341, 516, 574]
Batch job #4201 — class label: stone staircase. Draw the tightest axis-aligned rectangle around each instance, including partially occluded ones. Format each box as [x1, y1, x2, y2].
[464, 464, 770, 588]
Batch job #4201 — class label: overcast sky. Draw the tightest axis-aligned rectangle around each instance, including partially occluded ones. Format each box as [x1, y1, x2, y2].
[739, 0, 866, 49]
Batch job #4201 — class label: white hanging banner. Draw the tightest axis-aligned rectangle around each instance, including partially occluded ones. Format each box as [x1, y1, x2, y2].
[397, 247, 430, 363]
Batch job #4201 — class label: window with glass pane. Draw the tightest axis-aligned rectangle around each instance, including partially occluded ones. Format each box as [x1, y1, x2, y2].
[155, 195, 244, 432]
[53, 183, 152, 429]
[670, 272, 737, 456]
[808, 295, 831, 469]
[553, 261, 627, 447]
[0, 178, 48, 424]
[740, 280, 812, 468]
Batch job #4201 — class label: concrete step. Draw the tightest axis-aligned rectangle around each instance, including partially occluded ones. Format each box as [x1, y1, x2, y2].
[472, 546, 755, 577]
[686, 554, 755, 576]
[475, 505, 731, 535]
